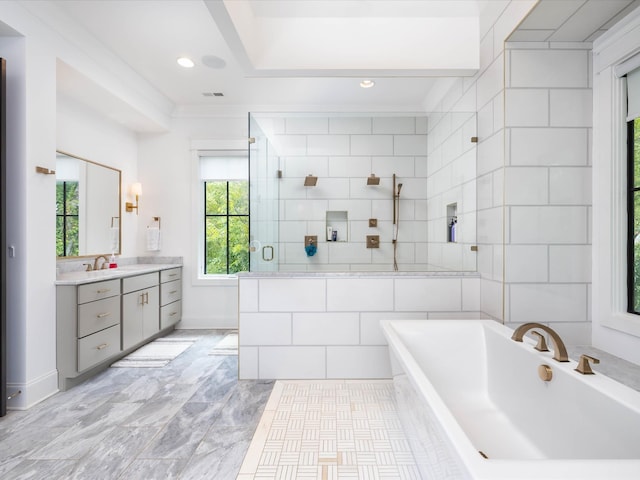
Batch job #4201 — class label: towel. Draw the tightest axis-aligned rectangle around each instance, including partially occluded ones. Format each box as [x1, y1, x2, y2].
[305, 243, 317, 257]
[147, 227, 161, 251]
[109, 227, 119, 252]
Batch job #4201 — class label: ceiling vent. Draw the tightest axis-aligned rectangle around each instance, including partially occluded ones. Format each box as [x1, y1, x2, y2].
[202, 92, 224, 97]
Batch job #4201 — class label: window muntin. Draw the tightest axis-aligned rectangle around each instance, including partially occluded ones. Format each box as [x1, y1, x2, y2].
[204, 180, 249, 274]
[56, 181, 79, 257]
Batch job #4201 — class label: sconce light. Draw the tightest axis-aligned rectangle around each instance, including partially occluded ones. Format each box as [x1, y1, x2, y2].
[126, 182, 142, 214]
[304, 174, 318, 187]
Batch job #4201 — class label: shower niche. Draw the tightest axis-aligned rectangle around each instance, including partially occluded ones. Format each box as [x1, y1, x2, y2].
[326, 211, 348, 242]
[447, 203, 458, 243]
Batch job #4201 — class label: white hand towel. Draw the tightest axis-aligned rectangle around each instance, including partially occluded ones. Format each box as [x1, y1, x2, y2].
[146, 227, 161, 251]
[109, 227, 119, 252]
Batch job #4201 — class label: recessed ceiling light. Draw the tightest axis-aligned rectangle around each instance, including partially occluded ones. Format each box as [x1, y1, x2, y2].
[177, 57, 195, 68]
[360, 80, 375, 88]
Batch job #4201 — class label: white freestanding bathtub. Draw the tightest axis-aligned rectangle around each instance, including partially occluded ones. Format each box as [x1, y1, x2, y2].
[381, 320, 640, 480]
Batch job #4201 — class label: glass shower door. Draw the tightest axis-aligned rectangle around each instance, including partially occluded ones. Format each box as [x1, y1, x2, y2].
[248, 114, 280, 272]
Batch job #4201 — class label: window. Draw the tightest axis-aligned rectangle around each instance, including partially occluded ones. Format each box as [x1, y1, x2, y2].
[204, 180, 249, 274]
[56, 181, 79, 256]
[199, 154, 249, 275]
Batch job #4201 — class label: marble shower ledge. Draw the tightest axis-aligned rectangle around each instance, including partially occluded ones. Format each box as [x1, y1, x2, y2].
[237, 271, 480, 278]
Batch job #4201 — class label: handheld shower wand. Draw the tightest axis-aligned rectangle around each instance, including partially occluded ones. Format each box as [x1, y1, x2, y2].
[393, 175, 402, 271]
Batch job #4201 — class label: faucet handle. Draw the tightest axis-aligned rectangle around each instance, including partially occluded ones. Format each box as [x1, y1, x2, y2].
[575, 354, 600, 375]
[531, 331, 549, 353]
[83, 263, 93, 272]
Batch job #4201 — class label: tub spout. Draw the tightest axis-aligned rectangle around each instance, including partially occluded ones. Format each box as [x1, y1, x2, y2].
[511, 323, 569, 362]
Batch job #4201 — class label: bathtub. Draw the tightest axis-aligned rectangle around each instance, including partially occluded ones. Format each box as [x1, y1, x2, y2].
[381, 319, 640, 479]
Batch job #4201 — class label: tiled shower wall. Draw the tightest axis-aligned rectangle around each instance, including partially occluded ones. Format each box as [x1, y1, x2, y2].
[238, 274, 481, 380]
[260, 116, 431, 272]
[426, 111, 477, 272]
[503, 42, 592, 344]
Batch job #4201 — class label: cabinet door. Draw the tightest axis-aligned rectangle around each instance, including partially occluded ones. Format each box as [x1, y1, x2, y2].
[122, 290, 144, 350]
[142, 286, 160, 338]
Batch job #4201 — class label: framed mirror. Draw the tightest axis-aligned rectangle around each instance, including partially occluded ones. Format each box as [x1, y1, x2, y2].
[56, 150, 121, 258]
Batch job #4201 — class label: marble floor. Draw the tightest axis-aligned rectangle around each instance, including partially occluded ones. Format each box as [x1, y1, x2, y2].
[0, 329, 273, 480]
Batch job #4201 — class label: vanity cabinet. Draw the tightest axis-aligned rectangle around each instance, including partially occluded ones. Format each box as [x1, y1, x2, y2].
[122, 273, 160, 350]
[57, 278, 122, 389]
[160, 267, 181, 329]
[56, 265, 183, 391]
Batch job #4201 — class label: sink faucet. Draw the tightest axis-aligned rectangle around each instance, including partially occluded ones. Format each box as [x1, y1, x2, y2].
[511, 322, 569, 362]
[93, 255, 109, 271]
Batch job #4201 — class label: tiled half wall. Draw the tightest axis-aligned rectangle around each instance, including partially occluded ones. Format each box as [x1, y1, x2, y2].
[238, 274, 481, 379]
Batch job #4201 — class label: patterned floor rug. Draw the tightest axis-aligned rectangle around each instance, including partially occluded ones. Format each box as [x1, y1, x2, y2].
[111, 337, 196, 368]
[209, 332, 238, 355]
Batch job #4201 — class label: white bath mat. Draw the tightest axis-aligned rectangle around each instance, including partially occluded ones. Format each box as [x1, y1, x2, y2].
[111, 339, 195, 368]
[209, 332, 238, 355]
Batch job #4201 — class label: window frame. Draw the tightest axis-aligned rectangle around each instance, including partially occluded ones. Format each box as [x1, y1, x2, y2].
[203, 179, 249, 275]
[190, 144, 249, 285]
[56, 180, 79, 257]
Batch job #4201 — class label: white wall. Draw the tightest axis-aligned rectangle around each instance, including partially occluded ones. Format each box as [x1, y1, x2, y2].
[57, 95, 139, 257]
[503, 42, 593, 345]
[426, 111, 477, 271]
[426, 0, 537, 321]
[261, 115, 432, 272]
[238, 274, 481, 379]
[137, 116, 248, 329]
[0, 0, 171, 409]
[592, 7, 640, 365]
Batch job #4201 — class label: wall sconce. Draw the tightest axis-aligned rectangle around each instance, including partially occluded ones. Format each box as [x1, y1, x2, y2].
[304, 174, 318, 187]
[126, 182, 142, 214]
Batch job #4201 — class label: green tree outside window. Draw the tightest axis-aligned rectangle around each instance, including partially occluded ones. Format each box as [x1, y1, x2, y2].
[204, 180, 249, 274]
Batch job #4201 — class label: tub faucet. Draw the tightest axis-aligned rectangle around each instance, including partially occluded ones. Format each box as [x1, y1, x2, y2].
[511, 323, 569, 362]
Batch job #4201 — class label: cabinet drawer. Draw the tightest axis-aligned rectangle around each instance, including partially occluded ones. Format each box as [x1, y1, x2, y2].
[123, 272, 158, 294]
[160, 279, 181, 306]
[78, 296, 121, 338]
[161, 300, 181, 329]
[78, 279, 120, 304]
[77, 324, 121, 372]
[160, 267, 181, 283]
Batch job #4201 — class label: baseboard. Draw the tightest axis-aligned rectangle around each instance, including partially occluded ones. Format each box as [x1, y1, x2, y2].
[7, 369, 59, 410]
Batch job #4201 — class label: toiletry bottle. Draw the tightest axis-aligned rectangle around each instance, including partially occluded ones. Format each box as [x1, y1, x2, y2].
[327, 226, 333, 241]
[109, 253, 118, 269]
[451, 217, 457, 243]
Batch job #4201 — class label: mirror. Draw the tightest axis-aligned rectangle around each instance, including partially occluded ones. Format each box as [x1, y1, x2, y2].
[55, 151, 121, 257]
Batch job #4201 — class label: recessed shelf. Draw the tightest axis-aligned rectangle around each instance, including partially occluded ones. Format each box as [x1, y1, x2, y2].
[447, 203, 458, 243]
[326, 211, 348, 242]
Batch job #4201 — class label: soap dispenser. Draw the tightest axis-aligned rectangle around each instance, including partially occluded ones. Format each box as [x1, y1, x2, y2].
[109, 253, 118, 269]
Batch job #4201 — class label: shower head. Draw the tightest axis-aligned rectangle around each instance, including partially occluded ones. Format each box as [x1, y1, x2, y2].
[367, 174, 380, 186]
[304, 174, 318, 187]
[397, 183, 403, 195]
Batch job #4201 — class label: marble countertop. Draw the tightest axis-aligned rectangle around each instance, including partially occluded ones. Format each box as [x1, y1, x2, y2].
[237, 271, 480, 278]
[56, 264, 181, 286]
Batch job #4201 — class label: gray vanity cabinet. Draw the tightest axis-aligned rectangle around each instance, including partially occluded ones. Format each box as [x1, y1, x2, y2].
[160, 267, 181, 329]
[57, 278, 122, 390]
[57, 265, 182, 390]
[122, 273, 160, 350]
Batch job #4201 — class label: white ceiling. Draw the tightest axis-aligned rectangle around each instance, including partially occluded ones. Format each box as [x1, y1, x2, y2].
[29, 0, 640, 130]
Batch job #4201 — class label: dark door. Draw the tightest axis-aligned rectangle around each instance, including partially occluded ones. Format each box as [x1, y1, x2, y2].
[1, 57, 7, 417]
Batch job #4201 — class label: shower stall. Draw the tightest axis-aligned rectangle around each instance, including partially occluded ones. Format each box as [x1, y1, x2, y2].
[248, 112, 478, 273]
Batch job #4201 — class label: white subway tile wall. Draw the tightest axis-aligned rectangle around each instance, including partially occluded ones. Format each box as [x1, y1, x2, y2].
[504, 42, 592, 337]
[239, 275, 481, 380]
[264, 115, 476, 272]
